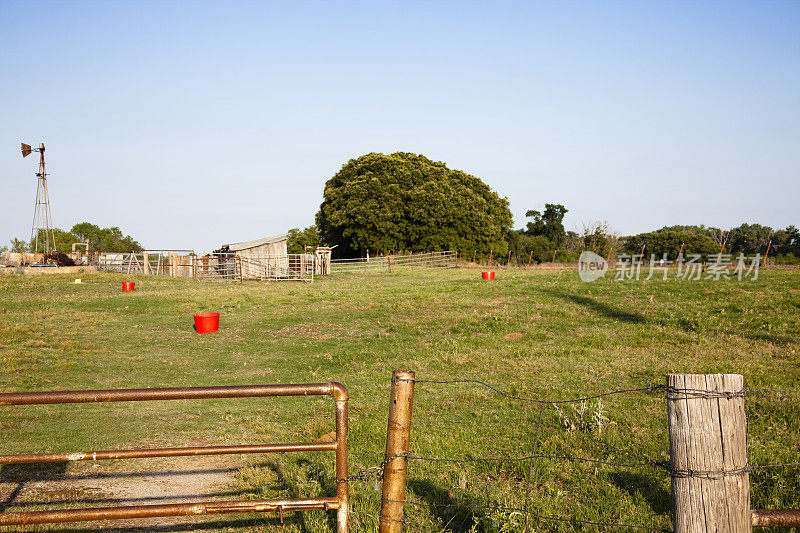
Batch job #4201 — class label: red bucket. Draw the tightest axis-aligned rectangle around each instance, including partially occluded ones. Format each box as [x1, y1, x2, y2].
[122, 282, 135, 292]
[194, 312, 220, 334]
[481, 271, 495, 280]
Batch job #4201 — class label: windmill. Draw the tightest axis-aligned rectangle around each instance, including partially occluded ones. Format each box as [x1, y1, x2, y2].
[21, 142, 55, 254]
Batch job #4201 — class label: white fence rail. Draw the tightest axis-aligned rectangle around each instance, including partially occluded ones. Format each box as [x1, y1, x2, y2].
[239, 254, 314, 281]
[330, 251, 457, 273]
[98, 250, 455, 280]
[97, 253, 164, 275]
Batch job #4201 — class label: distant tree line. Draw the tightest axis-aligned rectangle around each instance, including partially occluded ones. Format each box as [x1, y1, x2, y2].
[286, 151, 797, 265]
[8, 222, 142, 253]
[624, 224, 799, 263]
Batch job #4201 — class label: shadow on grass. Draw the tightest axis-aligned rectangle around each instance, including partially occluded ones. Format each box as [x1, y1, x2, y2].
[608, 471, 670, 515]
[545, 291, 646, 324]
[0, 462, 68, 511]
[0, 462, 298, 531]
[733, 331, 797, 346]
[407, 478, 483, 532]
[12, 518, 277, 532]
[243, 458, 338, 532]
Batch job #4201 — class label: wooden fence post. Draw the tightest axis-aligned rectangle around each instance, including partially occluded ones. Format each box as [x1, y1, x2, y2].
[667, 374, 750, 533]
[379, 370, 415, 533]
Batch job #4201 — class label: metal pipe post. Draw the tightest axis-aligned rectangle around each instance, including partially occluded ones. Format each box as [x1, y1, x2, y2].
[333, 382, 350, 533]
[379, 370, 415, 533]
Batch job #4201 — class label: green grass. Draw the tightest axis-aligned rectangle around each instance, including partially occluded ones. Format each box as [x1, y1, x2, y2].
[1, 267, 798, 531]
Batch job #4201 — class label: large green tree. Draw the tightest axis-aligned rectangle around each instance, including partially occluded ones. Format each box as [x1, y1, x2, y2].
[624, 229, 718, 259]
[15, 222, 142, 253]
[287, 225, 322, 254]
[316, 153, 512, 257]
[525, 204, 568, 245]
[70, 222, 142, 252]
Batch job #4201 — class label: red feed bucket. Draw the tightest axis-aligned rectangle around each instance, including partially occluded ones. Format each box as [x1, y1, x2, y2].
[122, 282, 135, 292]
[481, 271, 496, 280]
[194, 312, 220, 334]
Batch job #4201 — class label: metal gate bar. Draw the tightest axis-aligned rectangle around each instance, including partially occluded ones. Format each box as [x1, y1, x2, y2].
[0, 383, 349, 532]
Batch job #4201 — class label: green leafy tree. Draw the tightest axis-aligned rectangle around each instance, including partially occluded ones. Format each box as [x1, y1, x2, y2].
[624, 229, 717, 260]
[287, 225, 322, 254]
[726, 223, 773, 255]
[70, 222, 142, 252]
[658, 224, 726, 245]
[525, 204, 568, 245]
[505, 230, 553, 263]
[582, 222, 616, 257]
[10, 238, 28, 253]
[316, 153, 512, 257]
[772, 225, 800, 259]
[30, 228, 79, 252]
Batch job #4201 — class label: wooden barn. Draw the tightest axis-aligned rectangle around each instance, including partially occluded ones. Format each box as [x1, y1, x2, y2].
[216, 233, 291, 280]
[217, 233, 288, 257]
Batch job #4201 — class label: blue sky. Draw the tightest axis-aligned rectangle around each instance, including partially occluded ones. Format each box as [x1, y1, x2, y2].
[1, 0, 798, 252]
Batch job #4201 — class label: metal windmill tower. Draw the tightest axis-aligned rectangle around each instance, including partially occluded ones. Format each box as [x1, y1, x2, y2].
[21, 142, 56, 254]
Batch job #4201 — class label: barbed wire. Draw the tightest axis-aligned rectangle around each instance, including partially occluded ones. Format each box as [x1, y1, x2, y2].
[400, 377, 665, 404]
[336, 452, 411, 484]
[407, 452, 667, 470]
[338, 452, 800, 486]
[749, 461, 800, 472]
[744, 388, 800, 396]
[398, 377, 800, 404]
[343, 377, 799, 530]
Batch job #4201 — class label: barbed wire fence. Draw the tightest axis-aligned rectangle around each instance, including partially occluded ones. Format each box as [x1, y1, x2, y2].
[339, 377, 800, 532]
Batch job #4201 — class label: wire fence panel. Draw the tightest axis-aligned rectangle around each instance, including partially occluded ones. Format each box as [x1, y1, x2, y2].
[238, 253, 314, 281]
[97, 253, 147, 274]
[98, 252, 192, 277]
[342, 377, 800, 532]
[99, 251, 456, 280]
[193, 253, 240, 282]
[330, 251, 456, 274]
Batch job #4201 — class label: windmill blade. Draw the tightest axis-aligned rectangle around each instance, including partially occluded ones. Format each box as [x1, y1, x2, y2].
[21, 143, 32, 157]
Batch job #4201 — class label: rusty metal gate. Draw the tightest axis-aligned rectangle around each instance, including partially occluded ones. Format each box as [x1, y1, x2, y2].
[0, 383, 349, 532]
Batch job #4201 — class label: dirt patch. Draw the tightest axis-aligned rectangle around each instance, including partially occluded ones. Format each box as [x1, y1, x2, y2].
[504, 332, 525, 340]
[0, 456, 240, 530]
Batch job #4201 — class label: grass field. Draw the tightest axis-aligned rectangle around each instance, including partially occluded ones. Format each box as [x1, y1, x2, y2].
[1, 267, 799, 532]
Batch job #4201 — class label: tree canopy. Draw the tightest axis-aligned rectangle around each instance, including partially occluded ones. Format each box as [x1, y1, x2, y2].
[287, 225, 321, 254]
[623, 229, 718, 259]
[70, 222, 142, 252]
[525, 204, 568, 245]
[316, 152, 512, 257]
[11, 222, 143, 253]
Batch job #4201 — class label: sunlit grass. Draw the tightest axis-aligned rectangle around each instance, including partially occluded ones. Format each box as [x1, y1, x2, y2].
[0, 267, 798, 531]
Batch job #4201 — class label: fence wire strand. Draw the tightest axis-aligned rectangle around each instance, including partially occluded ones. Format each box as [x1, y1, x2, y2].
[401, 377, 665, 404]
[400, 377, 800, 404]
[348, 376, 800, 530]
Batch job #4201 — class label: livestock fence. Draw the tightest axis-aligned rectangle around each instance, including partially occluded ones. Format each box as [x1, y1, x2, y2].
[98, 252, 315, 282]
[361, 371, 799, 532]
[0, 382, 350, 532]
[97, 251, 194, 277]
[0, 372, 797, 532]
[330, 251, 457, 274]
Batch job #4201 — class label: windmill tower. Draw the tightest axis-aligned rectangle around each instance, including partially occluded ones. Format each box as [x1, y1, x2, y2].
[21, 142, 56, 254]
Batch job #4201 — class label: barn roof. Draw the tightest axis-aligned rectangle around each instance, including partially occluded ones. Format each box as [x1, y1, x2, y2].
[220, 233, 288, 252]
